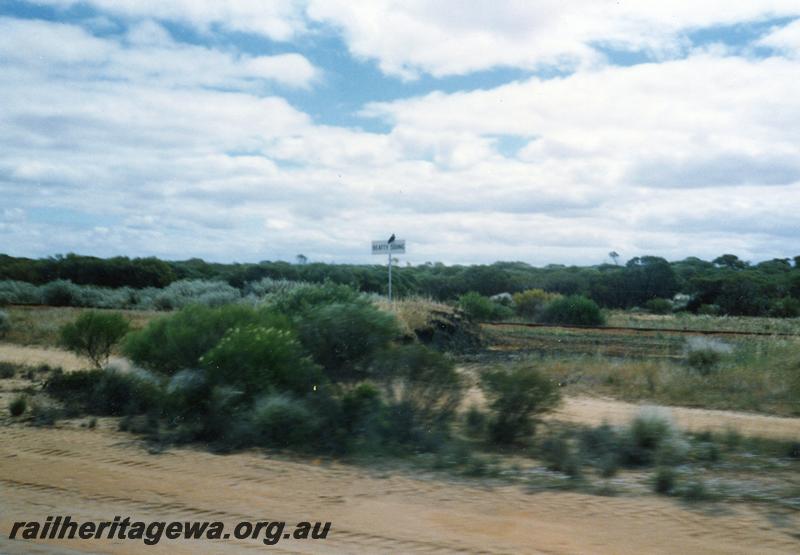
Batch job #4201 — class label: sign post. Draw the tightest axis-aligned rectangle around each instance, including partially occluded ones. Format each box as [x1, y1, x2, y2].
[371, 237, 405, 302]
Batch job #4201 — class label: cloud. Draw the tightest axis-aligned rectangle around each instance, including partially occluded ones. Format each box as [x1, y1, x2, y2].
[1, 8, 799, 265]
[0, 18, 318, 89]
[307, 0, 800, 78]
[757, 18, 800, 57]
[30, 0, 307, 41]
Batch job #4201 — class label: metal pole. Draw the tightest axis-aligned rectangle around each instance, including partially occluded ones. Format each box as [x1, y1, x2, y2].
[388, 248, 393, 302]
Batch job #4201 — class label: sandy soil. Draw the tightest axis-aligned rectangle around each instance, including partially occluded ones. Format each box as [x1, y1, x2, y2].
[1, 421, 798, 555]
[0, 343, 129, 373]
[2, 347, 800, 553]
[555, 396, 800, 440]
[0, 343, 88, 372]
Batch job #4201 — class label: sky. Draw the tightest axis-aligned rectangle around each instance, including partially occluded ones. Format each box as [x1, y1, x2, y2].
[1, 1, 799, 266]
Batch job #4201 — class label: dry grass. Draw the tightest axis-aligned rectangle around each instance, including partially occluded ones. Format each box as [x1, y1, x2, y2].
[374, 296, 454, 337]
[2, 305, 162, 347]
[607, 310, 800, 334]
[530, 339, 800, 416]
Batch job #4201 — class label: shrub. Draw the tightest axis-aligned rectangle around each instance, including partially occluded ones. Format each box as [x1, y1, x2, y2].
[124, 304, 281, 374]
[512, 289, 562, 319]
[295, 301, 400, 381]
[539, 295, 605, 326]
[680, 479, 710, 501]
[59, 311, 130, 368]
[340, 382, 385, 438]
[9, 394, 27, 416]
[371, 344, 464, 439]
[41, 280, 80, 306]
[0, 309, 10, 338]
[539, 432, 582, 477]
[464, 405, 488, 438]
[653, 466, 676, 495]
[480, 364, 561, 445]
[0, 362, 18, 379]
[458, 292, 510, 321]
[268, 282, 362, 315]
[697, 304, 720, 316]
[46, 368, 164, 416]
[770, 296, 800, 318]
[687, 349, 721, 373]
[149, 279, 241, 310]
[579, 422, 621, 476]
[201, 325, 322, 398]
[251, 394, 320, 447]
[243, 277, 309, 299]
[645, 298, 672, 315]
[685, 337, 730, 374]
[620, 411, 685, 467]
[0, 280, 42, 305]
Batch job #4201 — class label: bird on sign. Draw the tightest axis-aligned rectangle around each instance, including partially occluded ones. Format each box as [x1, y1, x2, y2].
[388, 234, 395, 244]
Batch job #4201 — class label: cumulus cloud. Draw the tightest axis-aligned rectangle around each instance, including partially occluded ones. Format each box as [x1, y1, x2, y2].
[1, 5, 799, 264]
[757, 18, 800, 57]
[30, 0, 307, 41]
[307, 0, 800, 78]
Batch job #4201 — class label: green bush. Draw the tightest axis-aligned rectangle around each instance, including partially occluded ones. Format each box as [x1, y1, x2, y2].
[340, 382, 384, 438]
[770, 297, 800, 318]
[539, 432, 582, 477]
[539, 295, 605, 326]
[645, 298, 672, 315]
[268, 282, 362, 315]
[9, 394, 27, 416]
[0, 361, 18, 379]
[686, 349, 722, 375]
[46, 368, 164, 416]
[620, 412, 682, 467]
[251, 394, 320, 447]
[124, 304, 283, 374]
[458, 292, 511, 321]
[579, 422, 620, 476]
[680, 479, 710, 501]
[685, 337, 730, 375]
[480, 365, 561, 445]
[295, 301, 399, 380]
[0, 309, 10, 338]
[512, 289, 562, 319]
[41, 280, 80, 306]
[59, 311, 130, 368]
[653, 466, 676, 495]
[371, 344, 464, 440]
[201, 325, 322, 398]
[463, 405, 487, 438]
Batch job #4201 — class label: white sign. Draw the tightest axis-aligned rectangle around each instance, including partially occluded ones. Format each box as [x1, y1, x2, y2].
[371, 239, 405, 254]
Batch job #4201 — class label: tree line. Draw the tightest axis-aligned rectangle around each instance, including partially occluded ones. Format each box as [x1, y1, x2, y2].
[2, 253, 799, 317]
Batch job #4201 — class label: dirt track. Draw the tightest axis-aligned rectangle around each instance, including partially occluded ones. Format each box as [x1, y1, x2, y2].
[2, 345, 800, 553]
[1, 422, 799, 554]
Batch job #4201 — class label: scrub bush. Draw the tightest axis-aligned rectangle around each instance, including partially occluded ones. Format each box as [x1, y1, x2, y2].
[46, 368, 163, 416]
[0, 280, 41, 305]
[458, 292, 511, 321]
[645, 298, 672, 314]
[124, 304, 285, 374]
[201, 325, 322, 398]
[9, 394, 27, 416]
[296, 301, 399, 381]
[512, 289, 562, 319]
[480, 364, 561, 445]
[371, 344, 464, 439]
[0, 309, 10, 338]
[59, 311, 130, 368]
[251, 394, 320, 447]
[539, 295, 605, 326]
